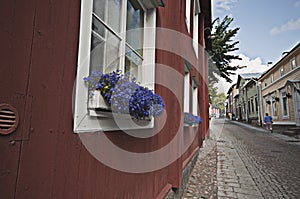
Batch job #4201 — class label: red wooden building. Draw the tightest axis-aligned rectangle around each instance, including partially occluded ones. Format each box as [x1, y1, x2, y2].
[0, 0, 211, 198]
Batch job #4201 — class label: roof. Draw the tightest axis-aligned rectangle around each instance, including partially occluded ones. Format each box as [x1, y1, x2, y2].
[238, 73, 261, 79]
[259, 42, 300, 80]
[236, 73, 261, 88]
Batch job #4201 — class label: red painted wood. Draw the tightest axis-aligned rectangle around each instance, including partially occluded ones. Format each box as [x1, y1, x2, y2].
[0, 0, 211, 198]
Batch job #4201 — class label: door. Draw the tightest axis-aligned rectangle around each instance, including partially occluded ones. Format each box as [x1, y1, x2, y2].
[0, 1, 35, 198]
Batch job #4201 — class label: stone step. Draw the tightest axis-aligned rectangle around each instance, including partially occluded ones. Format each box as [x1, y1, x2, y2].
[288, 127, 300, 131]
[282, 130, 300, 136]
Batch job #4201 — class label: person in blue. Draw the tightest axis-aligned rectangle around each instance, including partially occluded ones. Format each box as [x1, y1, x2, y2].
[264, 113, 273, 132]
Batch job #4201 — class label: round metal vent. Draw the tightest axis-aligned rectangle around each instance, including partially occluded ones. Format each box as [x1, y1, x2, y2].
[0, 104, 19, 135]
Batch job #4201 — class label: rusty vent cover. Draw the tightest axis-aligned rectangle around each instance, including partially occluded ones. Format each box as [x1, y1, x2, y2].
[0, 104, 19, 135]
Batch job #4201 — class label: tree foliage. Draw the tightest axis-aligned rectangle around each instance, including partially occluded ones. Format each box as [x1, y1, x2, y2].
[211, 92, 227, 113]
[208, 16, 241, 83]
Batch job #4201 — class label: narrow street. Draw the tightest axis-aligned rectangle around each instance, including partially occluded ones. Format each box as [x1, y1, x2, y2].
[184, 118, 300, 199]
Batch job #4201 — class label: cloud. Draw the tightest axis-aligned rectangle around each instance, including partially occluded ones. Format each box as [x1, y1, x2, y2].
[295, 1, 300, 7]
[215, 54, 271, 93]
[213, 0, 238, 13]
[270, 18, 300, 35]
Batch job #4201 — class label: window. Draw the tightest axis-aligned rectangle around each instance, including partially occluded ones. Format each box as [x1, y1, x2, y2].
[192, 77, 199, 115]
[250, 98, 254, 113]
[264, 96, 269, 114]
[193, 0, 200, 56]
[248, 100, 251, 114]
[185, 0, 191, 33]
[264, 79, 267, 87]
[271, 95, 277, 117]
[270, 74, 274, 83]
[74, 0, 157, 132]
[184, 72, 190, 113]
[255, 97, 258, 112]
[280, 66, 284, 77]
[281, 90, 289, 118]
[291, 57, 296, 70]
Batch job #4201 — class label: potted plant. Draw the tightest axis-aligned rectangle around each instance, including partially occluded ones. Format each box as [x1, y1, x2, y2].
[84, 70, 165, 120]
[184, 112, 203, 126]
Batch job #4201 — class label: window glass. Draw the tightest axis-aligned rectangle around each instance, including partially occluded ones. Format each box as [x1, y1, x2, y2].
[93, 0, 122, 33]
[264, 79, 267, 87]
[184, 72, 190, 112]
[281, 92, 288, 116]
[185, 0, 191, 32]
[91, 0, 123, 73]
[270, 74, 274, 83]
[291, 58, 296, 70]
[280, 66, 284, 77]
[125, 0, 144, 76]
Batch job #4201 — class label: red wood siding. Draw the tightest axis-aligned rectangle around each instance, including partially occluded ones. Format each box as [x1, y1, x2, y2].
[0, 0, 210, 198]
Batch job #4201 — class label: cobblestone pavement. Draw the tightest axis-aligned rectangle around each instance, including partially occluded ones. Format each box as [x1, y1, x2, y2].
[182, 136, 217, 199]
[183, 118, 300, 199]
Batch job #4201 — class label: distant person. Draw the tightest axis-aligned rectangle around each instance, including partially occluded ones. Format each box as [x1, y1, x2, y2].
[264, 113, 273, 132]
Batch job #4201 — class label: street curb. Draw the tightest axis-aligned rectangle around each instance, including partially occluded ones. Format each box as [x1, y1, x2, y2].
[227, 119, 300, 144]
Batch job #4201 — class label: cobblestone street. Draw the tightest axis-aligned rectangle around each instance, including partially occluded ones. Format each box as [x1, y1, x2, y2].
[183, 118, 300, 199]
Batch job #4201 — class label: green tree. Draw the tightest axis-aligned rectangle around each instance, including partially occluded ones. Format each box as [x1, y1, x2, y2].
[208, 16, 242, 83]
[208, 84, 217, 103]
[212, 92, 227, 113]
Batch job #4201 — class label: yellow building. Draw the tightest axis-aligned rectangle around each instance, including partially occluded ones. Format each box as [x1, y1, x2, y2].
[259, 43, 300, 127]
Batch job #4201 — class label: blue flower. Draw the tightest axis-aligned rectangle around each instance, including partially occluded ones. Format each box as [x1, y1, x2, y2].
[84, 70, 165, 120]
[184, 113, 202, 126]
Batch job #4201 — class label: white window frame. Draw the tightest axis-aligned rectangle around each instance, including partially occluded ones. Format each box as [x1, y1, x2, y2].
[184, 72, 190, 113]
[270, 74, 274, 84]
[185, 0, 191, 33]
[74, 0, 157, 133]
[192, 0, 200, 57]
[280, 89, 289, 119]
[270, 94, 278, 119]
[192, 79, 198, 115]
[264, 96, 269, 115]
[291, 57, 296, 70]
[280, 66, 284, 77]
[264, 79, 267, 87]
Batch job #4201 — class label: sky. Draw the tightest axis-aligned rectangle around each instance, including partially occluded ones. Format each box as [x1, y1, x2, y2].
[212, 0, 300, 93]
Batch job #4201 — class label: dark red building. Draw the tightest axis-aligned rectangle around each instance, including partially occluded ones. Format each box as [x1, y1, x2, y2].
[0, 0, 212, 198]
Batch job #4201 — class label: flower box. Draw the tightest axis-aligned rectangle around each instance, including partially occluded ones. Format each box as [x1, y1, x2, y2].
[184, 112, 202, 126]
[84, 70, 165, 121]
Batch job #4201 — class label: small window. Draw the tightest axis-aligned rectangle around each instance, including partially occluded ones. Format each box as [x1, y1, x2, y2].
[255, 97, 258, 112]
[281, 90, 289, 117]
[291, 58, 296, 70]
[184, 72, 190, 113]
[271, 95, 278, 117]
[192, 79, 198, 115]
[264, 79, 267, 87]
[192, 0, 200, 56]
[270, 74, 274, 83]
[280, 66, 284, 77]
[185, 0, 191, 33]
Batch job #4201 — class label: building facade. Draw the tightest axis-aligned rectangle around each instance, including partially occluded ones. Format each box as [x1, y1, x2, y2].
[259, 43, 300, 127]
[236, 73, 261, 123]
[0, 0, 212, 198]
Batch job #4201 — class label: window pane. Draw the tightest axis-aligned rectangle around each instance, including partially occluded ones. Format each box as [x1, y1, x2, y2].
[126, 0, 144, 56]
[90, 29, 121, 73]
[283, 97, 288, 115]
[291, 58, 296, 69]
[93, 0, 122, 33]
